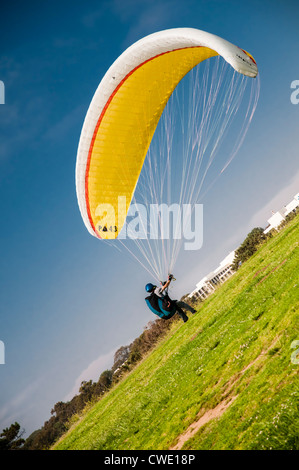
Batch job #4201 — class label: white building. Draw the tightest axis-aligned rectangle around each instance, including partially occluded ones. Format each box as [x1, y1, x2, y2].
[264, 193, 299, 234]
[263, 210, 286, 234]
[188, 251, 235, 301]
[189, 193, 298, 302]
[285, 192, 299, 215]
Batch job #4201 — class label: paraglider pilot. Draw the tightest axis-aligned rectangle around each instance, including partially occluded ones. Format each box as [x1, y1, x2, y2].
[145, 274, 196, 322]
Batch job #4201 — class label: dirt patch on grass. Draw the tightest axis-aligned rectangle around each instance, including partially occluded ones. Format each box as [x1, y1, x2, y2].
[170, 336, 282, 450]
[191, 330, 203, 341]
[170, 396, 237, 450]
[255, 259, 287, 285]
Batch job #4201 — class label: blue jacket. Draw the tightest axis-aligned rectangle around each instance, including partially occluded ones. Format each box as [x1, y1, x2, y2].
[145, 292, 176, 319]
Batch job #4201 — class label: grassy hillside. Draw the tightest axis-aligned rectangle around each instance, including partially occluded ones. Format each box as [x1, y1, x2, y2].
[53, 215, 299, 450]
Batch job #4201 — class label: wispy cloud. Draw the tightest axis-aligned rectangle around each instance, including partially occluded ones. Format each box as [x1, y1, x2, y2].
[113, 0, 184, 46]
[249, 169, 299, 229]
[43, 104, 84, 143]
[81, 2, 111, 29]
[0, 378, 42, 430]
[82, 0, 185, 48]
[63, 348, 117, 401]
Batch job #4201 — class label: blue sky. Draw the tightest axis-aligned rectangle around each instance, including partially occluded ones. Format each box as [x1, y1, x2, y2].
[0, 0, 298, 437]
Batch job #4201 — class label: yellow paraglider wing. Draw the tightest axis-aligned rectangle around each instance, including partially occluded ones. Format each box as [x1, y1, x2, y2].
[76, 28, 258, 239]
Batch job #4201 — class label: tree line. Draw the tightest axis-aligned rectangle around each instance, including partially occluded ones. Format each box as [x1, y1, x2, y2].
[232, 207, 298, 271]
[0, 316, 176, 450]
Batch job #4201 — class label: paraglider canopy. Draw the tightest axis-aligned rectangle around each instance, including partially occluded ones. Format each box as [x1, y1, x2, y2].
[75, 28, 258, 241]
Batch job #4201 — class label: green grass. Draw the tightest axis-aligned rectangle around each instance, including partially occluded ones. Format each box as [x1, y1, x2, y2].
[53, 215, 299, 450]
